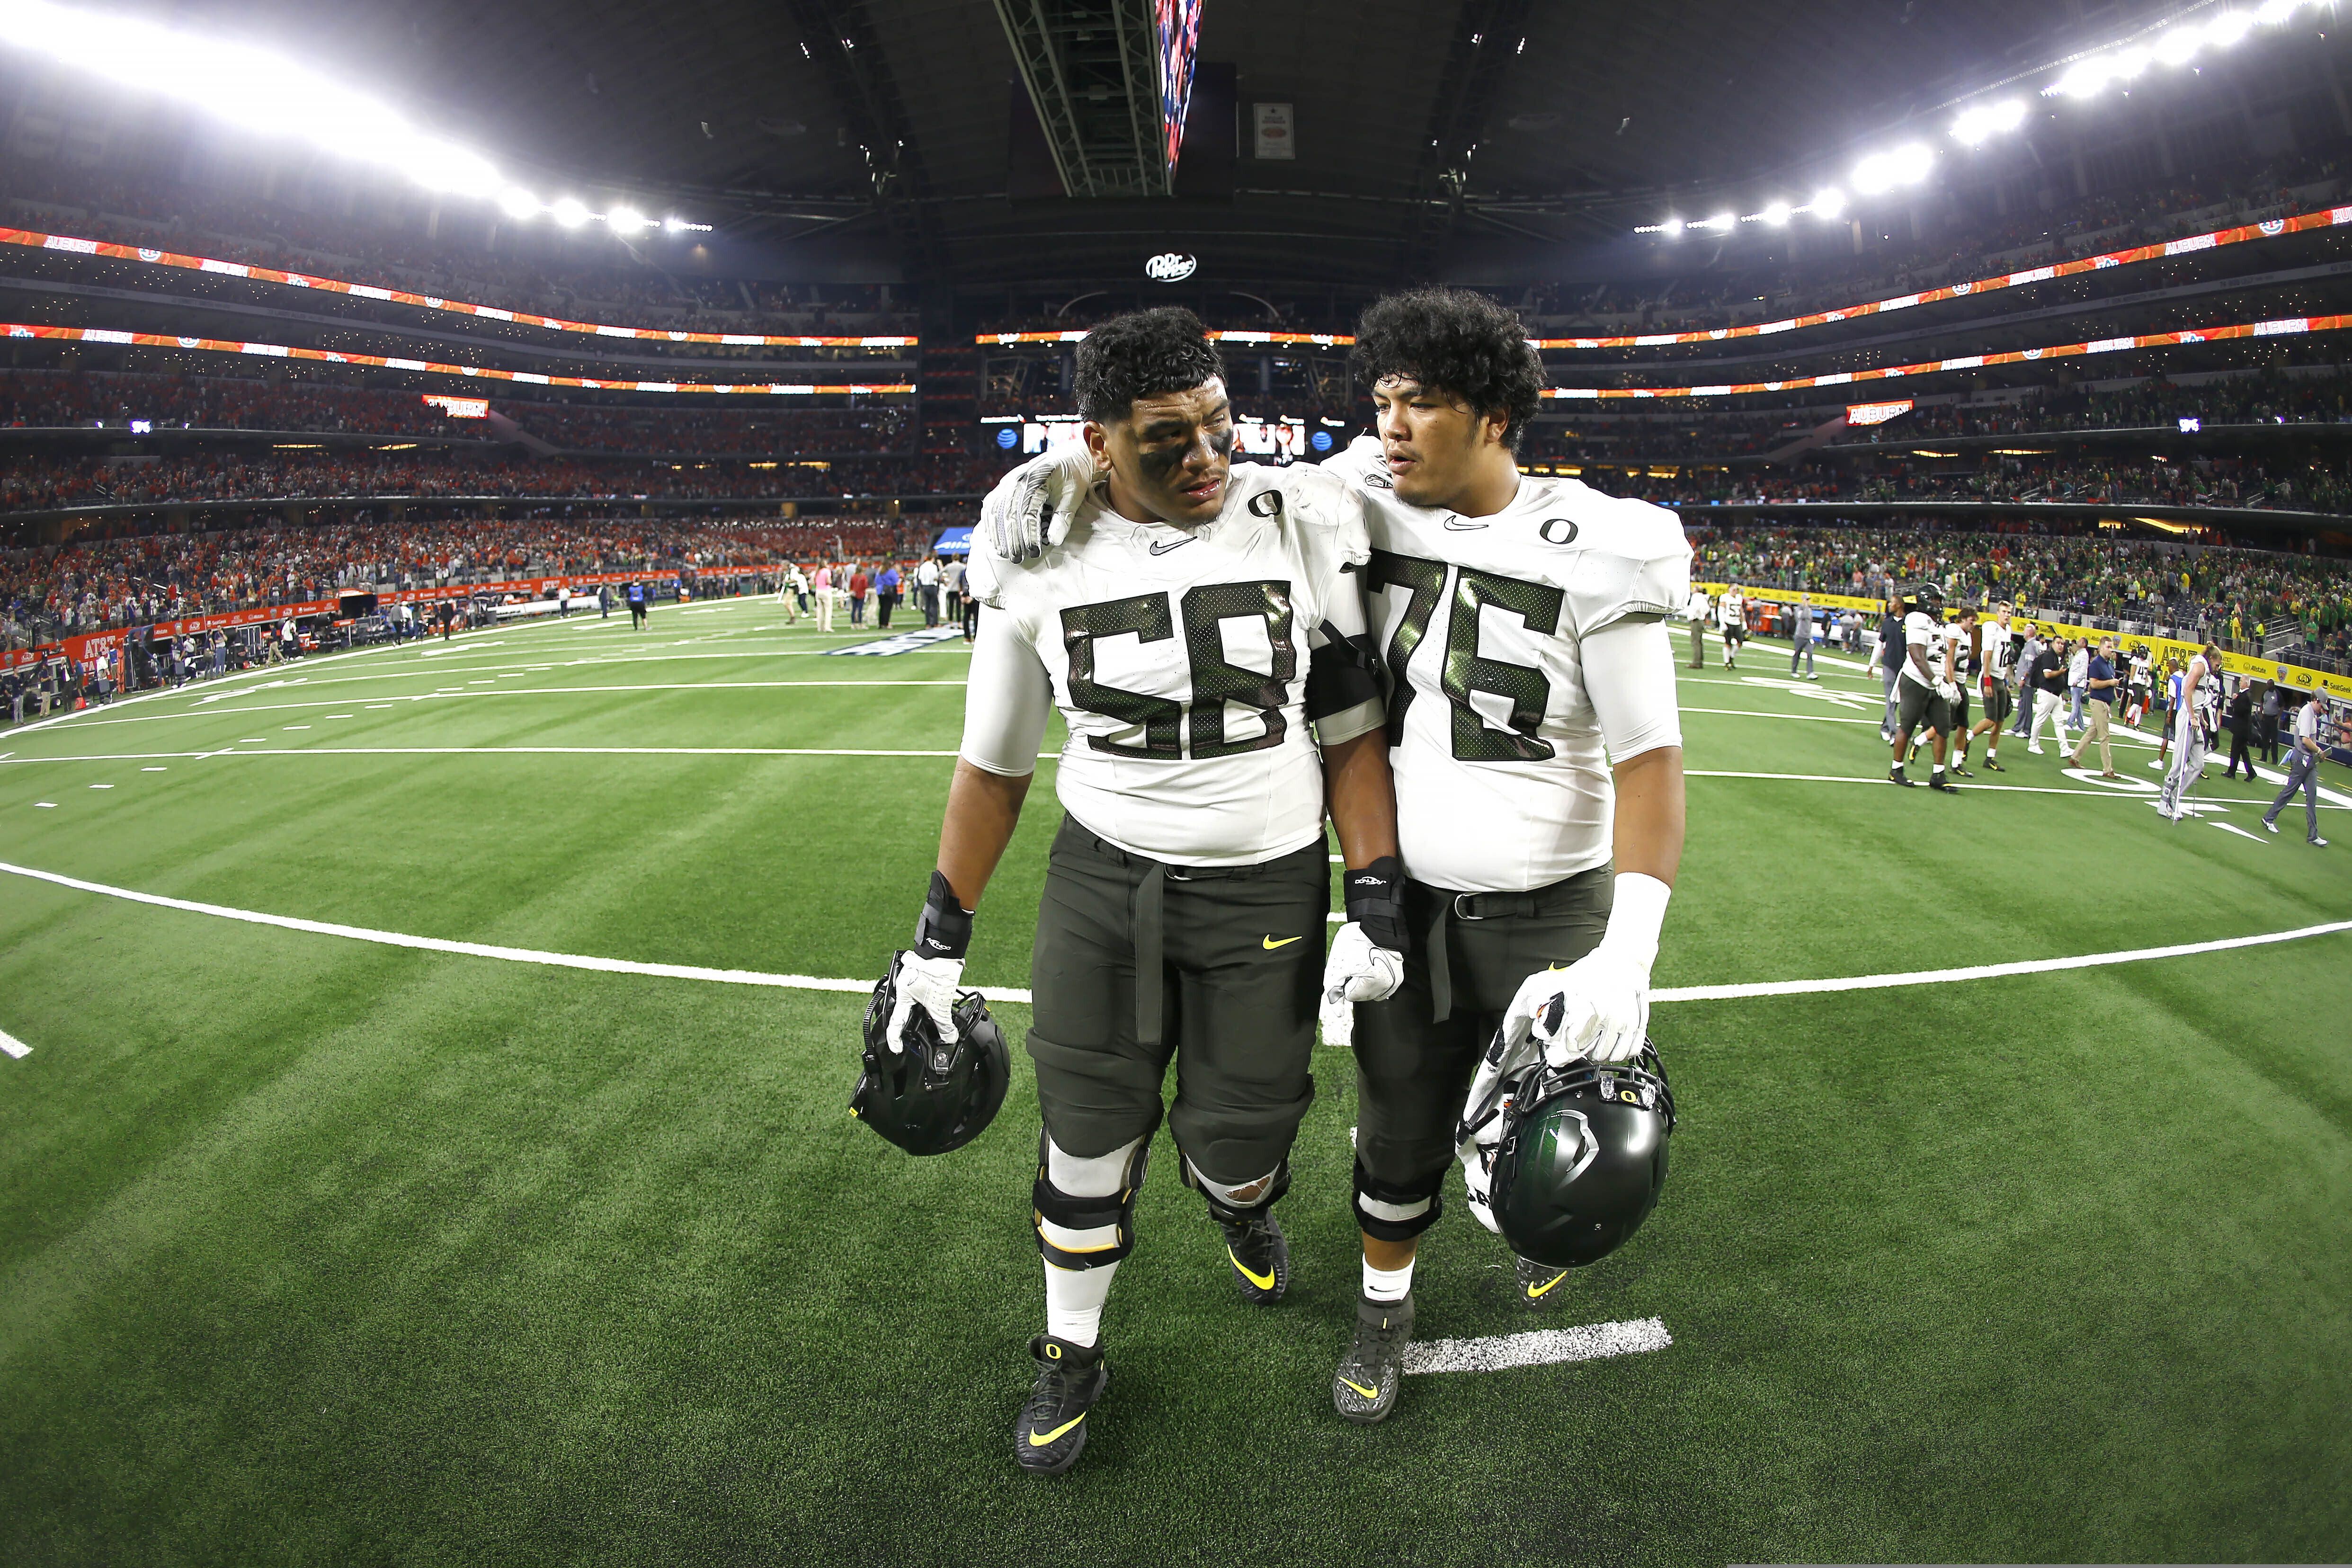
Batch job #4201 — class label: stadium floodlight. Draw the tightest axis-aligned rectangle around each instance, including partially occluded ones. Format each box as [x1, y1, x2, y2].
[549, 197, 591, 228]
[606, 207, 652, 234]
[2155, 24, 2207, 65]
[1701, 211, 1737, 231]
[1760, 201, 1792, 225]
[2208, 9, 2257, 44]
[1951, 98, 2028, 144]
[1661, 216, 1685, 237]
[498, 187, 543, 220]
[1851, 144, 1933, 195]
[1810, 187, 1846, 218]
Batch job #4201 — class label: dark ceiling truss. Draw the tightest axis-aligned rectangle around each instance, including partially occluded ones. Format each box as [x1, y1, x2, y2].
[1405, 0, 1537, 275]
[782, 0, 946, 271]
[993, 0, 1167, 197]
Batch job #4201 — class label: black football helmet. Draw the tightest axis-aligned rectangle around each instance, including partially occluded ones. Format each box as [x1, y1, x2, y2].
[851, 976, 1010, 1156]
[1467, 1041, 1677, 1271]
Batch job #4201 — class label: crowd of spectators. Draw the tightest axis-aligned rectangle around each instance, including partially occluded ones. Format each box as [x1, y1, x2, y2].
[1684, 523, 2352, 662]
[0, 447, 1007, 512]
[1615, 452, 2352, 515]
[2, 512, 951, 648]
[2, 159, 916, 336]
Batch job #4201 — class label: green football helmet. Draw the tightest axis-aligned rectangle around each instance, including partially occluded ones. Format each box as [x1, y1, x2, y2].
[1461, 1040, 1676, 1270]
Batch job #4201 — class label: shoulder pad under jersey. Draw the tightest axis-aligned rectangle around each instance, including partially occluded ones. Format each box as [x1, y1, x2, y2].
[1546, 481, 1693, 638]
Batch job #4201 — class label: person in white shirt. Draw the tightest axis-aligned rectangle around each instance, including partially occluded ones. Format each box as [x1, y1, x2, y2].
[1889, 584, 1961, 791]
[915, 555, 944, 626]
[904, 309, 1404, 1475]
[2157, 642, 2224, 821]
[1683, 584, 1711, 669]
[2066, 640, 2090, 732]
[2261, 692, 2331, 845]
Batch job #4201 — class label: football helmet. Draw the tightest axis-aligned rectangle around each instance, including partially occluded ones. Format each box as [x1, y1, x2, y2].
[852, 978, 1010, 1155]
[1458, 1036, 1676, 1270]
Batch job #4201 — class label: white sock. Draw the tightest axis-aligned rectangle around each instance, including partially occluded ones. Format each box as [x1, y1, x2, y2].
[1043, 1260, 1117, 1347]
[1363, 1257, 1415, 1304]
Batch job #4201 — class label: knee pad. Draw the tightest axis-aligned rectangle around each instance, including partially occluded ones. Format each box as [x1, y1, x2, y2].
[1353, 1156, 1444, 1243]
[1180, 1156, 1291, 1225]
[1033, 1133, 1149, 1271]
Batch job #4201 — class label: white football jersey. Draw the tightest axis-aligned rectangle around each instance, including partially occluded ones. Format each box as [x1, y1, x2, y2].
[1897, 611, 1942, 688]
[962, 462, 1373, 866]
[1327, 441, 1689, 893]
[1719, 589, 1745, 629]
[1981, 623, 2013, 681]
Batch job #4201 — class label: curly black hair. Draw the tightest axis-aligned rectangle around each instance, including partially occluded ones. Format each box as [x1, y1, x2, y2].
[1351, 288, 1548, 451]
[1074, 307, 1227, 425]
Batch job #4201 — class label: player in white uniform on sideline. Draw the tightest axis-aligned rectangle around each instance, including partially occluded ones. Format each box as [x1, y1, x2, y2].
[1961, 603, 2014, 773]
[2157, 641, 2225, 820]
[1314, 289, 1689, 1424]
[1888, 584, 1963, 792]
[1717, 582, 1746, 668]
[896, 309, 1406, 1477]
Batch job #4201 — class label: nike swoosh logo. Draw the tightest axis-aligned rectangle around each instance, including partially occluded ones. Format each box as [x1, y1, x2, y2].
[1027, 1413, 1085, 1447]
[1524, 1269, 1569, 1300]
[1228, 1247, 1277, 1290]
[1338, 1378, 1380, 1399]
[1147, 536, 1194, 555]
[1441, 516, 1488, 531]
[1261, 935, 1303, 950]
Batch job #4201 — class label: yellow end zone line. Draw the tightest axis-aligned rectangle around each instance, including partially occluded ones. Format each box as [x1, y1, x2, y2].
[0, 859, 2343, 1026]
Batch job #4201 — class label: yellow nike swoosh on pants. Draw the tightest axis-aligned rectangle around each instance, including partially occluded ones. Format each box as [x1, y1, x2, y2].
[1228, 1247, 1277, 1290]
[1028, 1413, 1085, 1447]
[1261, 935, 1302, 950]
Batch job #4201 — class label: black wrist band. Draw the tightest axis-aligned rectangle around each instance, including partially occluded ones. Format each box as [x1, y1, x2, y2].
[1343, 855, 1409, 955]
[913, 870, 974, 960]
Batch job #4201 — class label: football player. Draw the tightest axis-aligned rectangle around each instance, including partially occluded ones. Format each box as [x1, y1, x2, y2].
[2156, 641, 2224, 821]
[1889, 584, 1961, 793]
[1319, 289, 1689, 1423]
[1718, 580, 1746, 668]
[896, 308, 1407, 1476]
[1960, 603, 2013, 773]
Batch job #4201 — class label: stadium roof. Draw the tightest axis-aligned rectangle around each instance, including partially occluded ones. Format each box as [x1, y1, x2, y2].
[14, 0, 2302, 293]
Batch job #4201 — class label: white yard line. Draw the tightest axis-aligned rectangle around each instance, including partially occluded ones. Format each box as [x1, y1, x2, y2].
[0, 1026, 29, 1060]
[3, 859, 2344, 1012]
[1402, 1318, 1672, 1375]
[27, 681, 971, 731]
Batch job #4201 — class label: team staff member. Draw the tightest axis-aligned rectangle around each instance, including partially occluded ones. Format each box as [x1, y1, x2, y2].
[909, 310, 1404, 1476]
[1789, 593, 1817, 680]
[2026, 635, 2070, 755]
[2067, 636, 2122, 778]
[2262, 691, 2332, 846]
[2221, 680, 2257, 781]
[625, 579, 649, 629]
[1325, 288, 1687, 1423]
[1875, 594, 1906, 743]
[1684, 583, 1710, 669]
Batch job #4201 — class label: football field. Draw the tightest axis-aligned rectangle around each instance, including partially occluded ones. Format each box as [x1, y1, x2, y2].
[2, 596, 2347, 1567]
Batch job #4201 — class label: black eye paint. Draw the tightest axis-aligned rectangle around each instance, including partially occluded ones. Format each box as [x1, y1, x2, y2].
[1137, 441, 1188, 485]
[1205, 426, 1235, 459]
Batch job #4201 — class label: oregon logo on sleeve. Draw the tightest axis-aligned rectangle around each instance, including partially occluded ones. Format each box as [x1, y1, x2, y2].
[1247, 490, 1284, 517]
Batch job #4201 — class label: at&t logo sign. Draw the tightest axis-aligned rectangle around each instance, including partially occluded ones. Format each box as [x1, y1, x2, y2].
[1145, 252, 1198, 282]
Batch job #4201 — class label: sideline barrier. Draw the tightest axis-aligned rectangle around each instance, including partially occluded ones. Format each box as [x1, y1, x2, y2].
[1690, 582, 2352, 701]
[0, 228, 916, 349]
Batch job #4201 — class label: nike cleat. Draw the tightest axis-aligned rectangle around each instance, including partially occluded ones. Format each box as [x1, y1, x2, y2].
[1013, 1334, 1107, 1477]
[1516, 1254, 1574, 1311]
[1890, 766, 1915, 787]
[1984, 758, 2005, 772]
[1333, 1293, 1414, 1424]
[1220, 1211, 1291, 1305]
[1928, 774, 1960, 793]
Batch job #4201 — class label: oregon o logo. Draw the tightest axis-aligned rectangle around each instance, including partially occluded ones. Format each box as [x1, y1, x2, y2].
[1247, 490, 1284, 517]
[1145, 252, 1198, 282]
[1539, 518, 1579, 544]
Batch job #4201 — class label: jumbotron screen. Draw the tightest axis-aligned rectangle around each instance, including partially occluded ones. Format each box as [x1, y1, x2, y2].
[1156, 0, 1205, 174]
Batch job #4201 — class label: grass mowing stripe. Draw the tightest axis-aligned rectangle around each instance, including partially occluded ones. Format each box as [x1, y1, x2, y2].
[1401, 1317, 1673, 1374]
[8, 857, 2343, 1012]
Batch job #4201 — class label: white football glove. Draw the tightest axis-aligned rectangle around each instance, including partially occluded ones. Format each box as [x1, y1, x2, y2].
[881, 950, 965, 1054]
[1321, 920, 1403, 1007]
[1937, 679, 1961, 705]
[980, 442, 1099, 562]
[1497, 873, 1672, 1067]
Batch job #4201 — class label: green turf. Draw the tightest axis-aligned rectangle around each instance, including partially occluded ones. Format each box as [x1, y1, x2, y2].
[2, 601, 2347, 1566]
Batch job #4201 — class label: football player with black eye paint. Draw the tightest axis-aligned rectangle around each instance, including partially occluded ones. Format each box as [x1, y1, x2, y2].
[1315, 288, 1690, 1424]
[900, 307, 1407, 1476]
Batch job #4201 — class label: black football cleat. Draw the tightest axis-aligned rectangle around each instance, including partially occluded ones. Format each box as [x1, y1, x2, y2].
[1220, 1212, 1291, 1304]
[1890, 765, 1916, 787]
[1984, 757, 2005, 772]
[1333, 1293, 1414, 1425]
[1516, 1254, 1574, 1311]
[1952, 763, 1976, 778]
[1013, 1334, 1108, 1477]
[1928, 773, 1960, 793]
